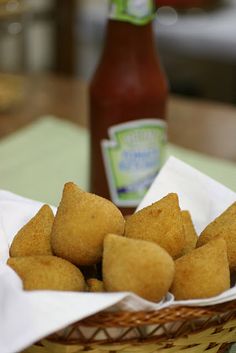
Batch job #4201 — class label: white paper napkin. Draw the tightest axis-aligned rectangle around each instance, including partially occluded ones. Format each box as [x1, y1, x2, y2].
[1, 156, 236, 353]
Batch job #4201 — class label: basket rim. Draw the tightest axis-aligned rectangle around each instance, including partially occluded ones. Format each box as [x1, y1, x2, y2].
[79, 299, 236, 327]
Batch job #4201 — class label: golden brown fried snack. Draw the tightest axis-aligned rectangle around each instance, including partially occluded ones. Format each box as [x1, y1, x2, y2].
[170, 238, 230, 300]
[180, 210, 198, 256]
[103, 234, 175, 302]
[197, 202, 236, 270]
[51, 182, 125, 266]
[10, 205, 54, 257]
[7, 256, 85, 291]
[87, 278, 104, 292]
[124, 193, 185, 258]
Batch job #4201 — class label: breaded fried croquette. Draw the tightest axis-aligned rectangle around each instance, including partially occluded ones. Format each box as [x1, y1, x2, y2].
[125, 193, 185, 259]
[87, 278, 104, 292]
[103, 234, 175, 302]
[180, 210, 198, 256]
[51, 182, 125, 266]
[10, 205, 54, 257]
[7, 256, 85, 291]
[197, 202, 236, 270]
[171, 238, 230, 300]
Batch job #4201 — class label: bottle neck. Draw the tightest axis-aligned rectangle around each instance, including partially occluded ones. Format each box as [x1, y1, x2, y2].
[102, 20, 157, 61]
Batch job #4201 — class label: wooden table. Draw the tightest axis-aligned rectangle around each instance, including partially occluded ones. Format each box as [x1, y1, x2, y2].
[1, 74, 236, 162]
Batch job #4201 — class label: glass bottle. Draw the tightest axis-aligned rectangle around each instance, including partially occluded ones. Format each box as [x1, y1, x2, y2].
[89, 0, 168, 215]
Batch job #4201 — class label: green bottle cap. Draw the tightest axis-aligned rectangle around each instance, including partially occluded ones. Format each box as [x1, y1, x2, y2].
[109, 0, 156, 25]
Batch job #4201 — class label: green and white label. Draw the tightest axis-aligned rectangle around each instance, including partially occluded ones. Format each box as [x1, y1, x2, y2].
[102, 119, 167, 207]
[109, 0, 156, 25]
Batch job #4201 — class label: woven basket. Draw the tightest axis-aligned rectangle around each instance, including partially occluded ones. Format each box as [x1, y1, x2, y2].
[23, 299, 236, 353]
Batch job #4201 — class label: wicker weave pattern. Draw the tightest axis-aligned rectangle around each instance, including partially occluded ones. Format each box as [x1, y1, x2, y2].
[22, 301, 236, 353]
[45, 300, 236, 344]
[23, 318, 236, 353]
[80, 301, 236, 327]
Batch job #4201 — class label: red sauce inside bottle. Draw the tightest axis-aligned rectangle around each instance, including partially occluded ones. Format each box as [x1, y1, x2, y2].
[89, 20, 168, 215]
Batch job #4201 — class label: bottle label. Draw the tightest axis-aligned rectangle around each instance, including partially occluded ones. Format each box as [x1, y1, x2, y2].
[109, 0, 156, 25]
[102, 119, 167, 207]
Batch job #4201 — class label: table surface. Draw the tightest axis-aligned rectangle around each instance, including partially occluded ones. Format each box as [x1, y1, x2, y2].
[1, 74, 236, 162]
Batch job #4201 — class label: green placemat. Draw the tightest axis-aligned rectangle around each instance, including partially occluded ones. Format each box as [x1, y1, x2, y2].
[0, 116, 235, 206]
[0, 117, 89, 206]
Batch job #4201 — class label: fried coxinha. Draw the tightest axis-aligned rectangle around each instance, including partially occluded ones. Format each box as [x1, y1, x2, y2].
[6, 182, 235, 301]
[51, 182, 125, 266]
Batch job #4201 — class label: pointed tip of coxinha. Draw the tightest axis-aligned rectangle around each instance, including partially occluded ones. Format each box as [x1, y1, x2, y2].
[38, 204, 54, 216]
[9, 204, 54, 257]
[63, 182, 84, 192]
[125, 193, 185, 259]
[61, 182, 85, 199]
[61, 182, 112, 206]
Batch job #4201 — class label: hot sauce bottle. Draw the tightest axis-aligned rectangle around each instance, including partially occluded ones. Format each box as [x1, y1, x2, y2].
[89, 0, 168, 215]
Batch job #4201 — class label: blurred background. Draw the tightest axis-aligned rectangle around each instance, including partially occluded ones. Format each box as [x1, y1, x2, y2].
[0, 0, 236, 104]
